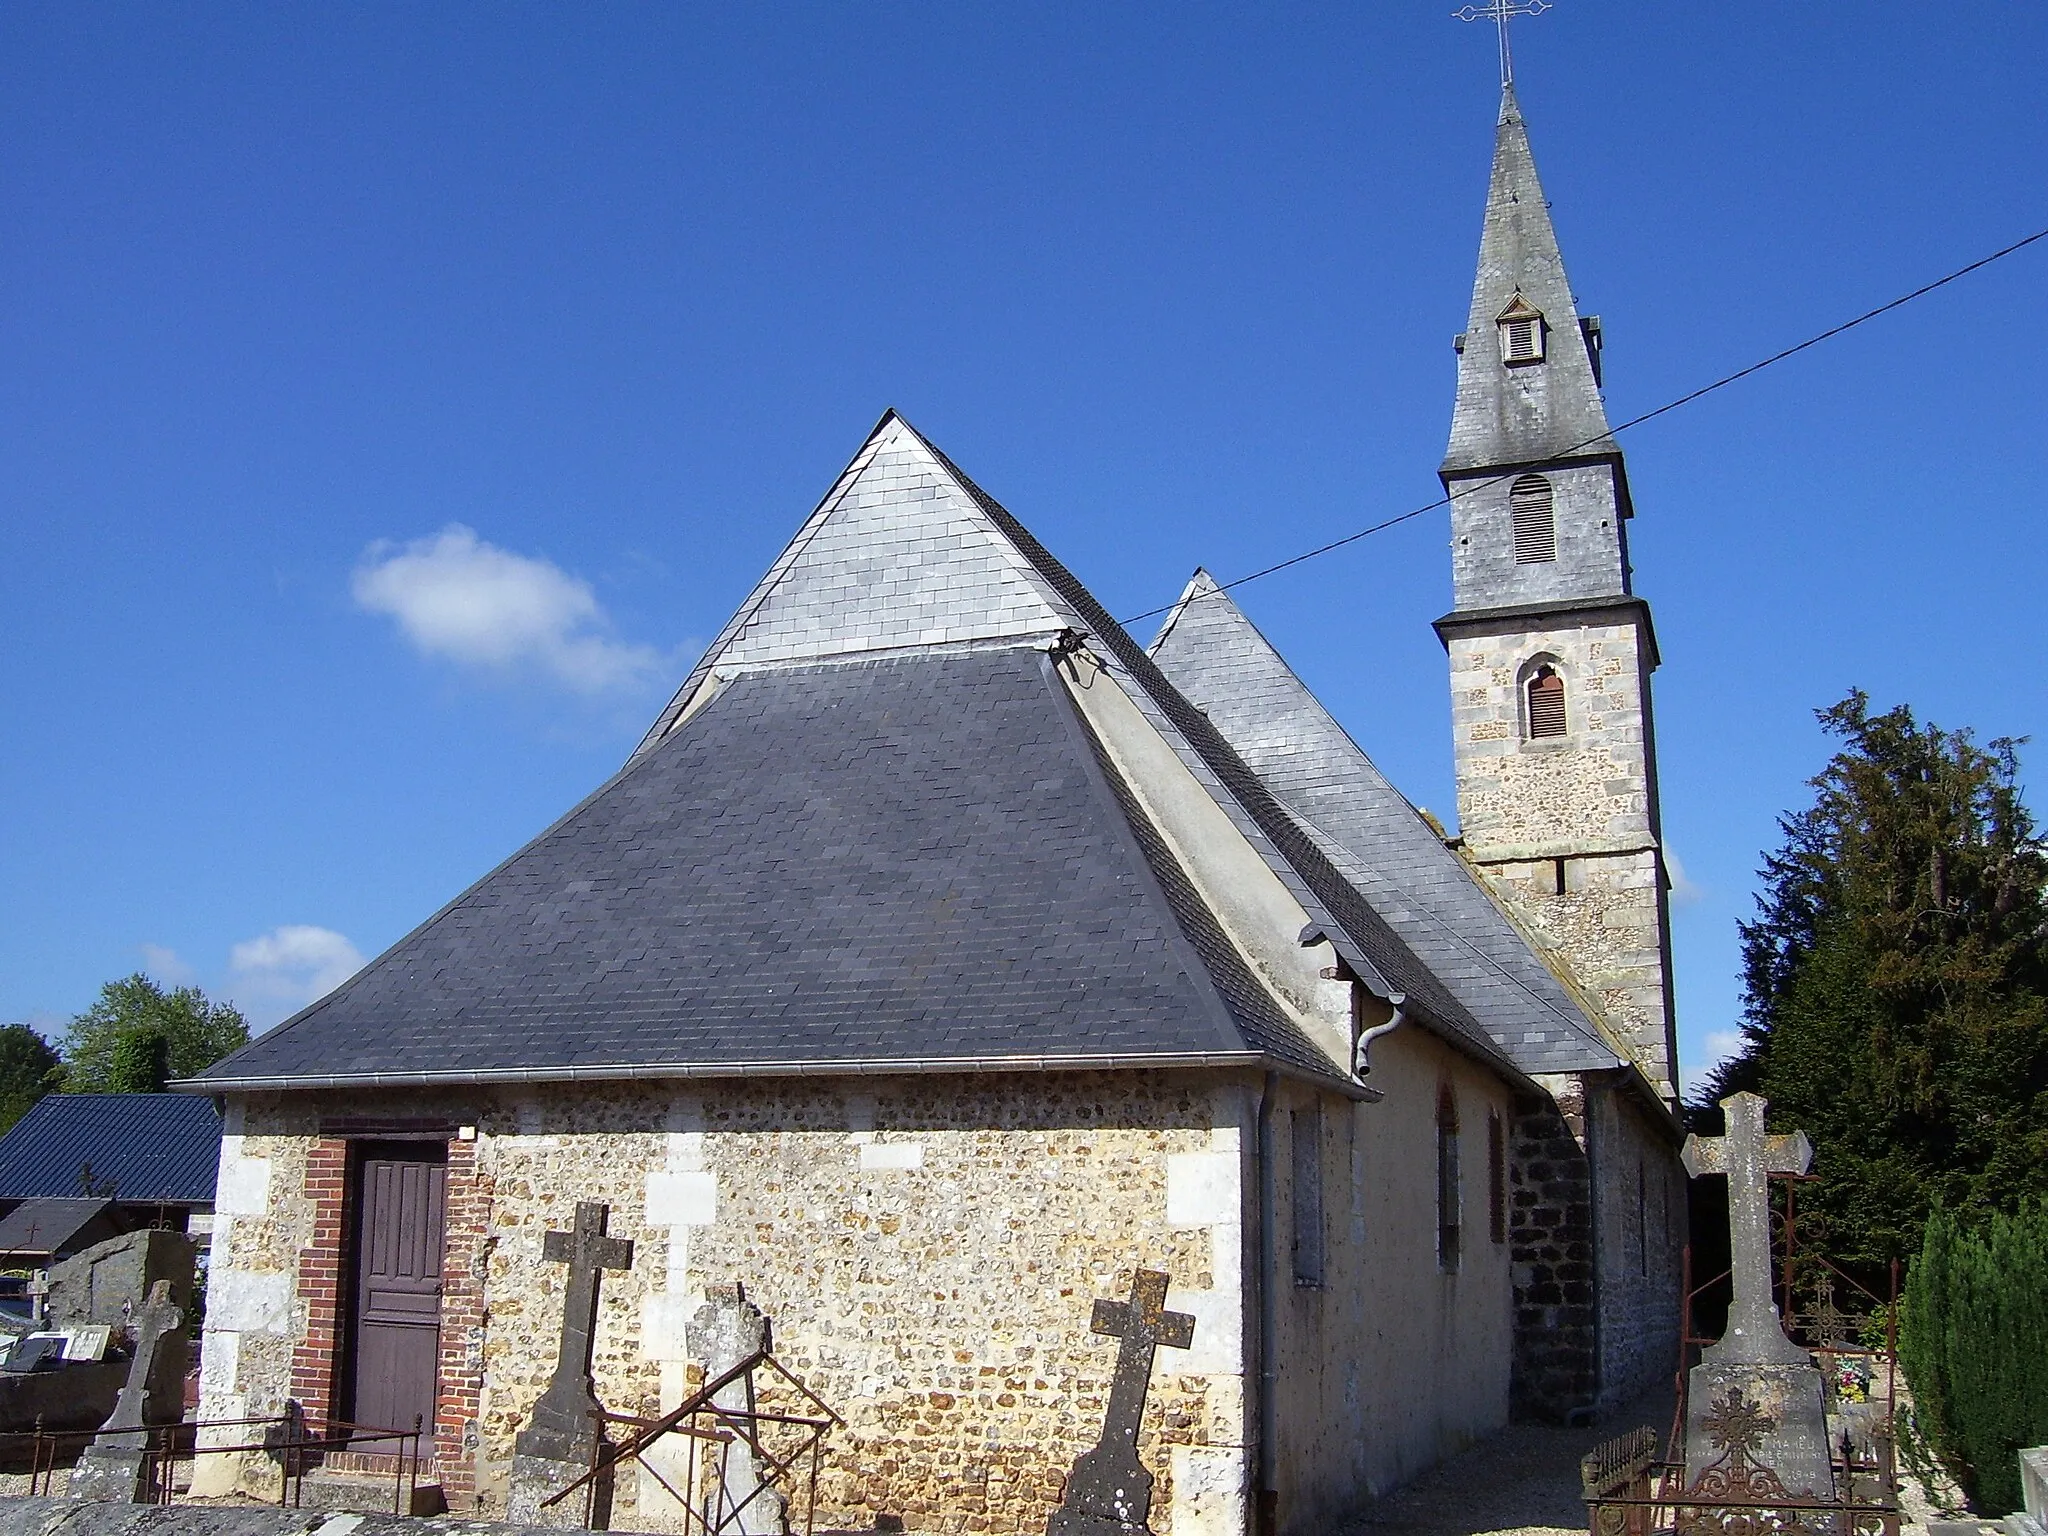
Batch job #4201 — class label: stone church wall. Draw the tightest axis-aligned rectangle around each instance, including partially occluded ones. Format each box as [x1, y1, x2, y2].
[1587, 1080, 1687, 1413]
[197, 1073, 1247, 1536]
[1272, 1026, 1516, 1533]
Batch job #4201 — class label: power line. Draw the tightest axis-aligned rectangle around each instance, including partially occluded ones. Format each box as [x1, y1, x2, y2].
[1120, 222, 2048, 628]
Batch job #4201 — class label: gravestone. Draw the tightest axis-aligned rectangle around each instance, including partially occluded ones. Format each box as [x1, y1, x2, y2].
[2002, 1446, 2048, 1536]
[1680, 1092, 1832, 1499]
[686, 1282, 785, 1536]
[67, 1279, 183, 1503]
[508, 1202, 635, 1528]
[44, 1231, 196, 1334]
[1048, 1269, 1195, 1536]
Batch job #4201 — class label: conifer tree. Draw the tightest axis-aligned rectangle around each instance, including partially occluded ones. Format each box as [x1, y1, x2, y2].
[1696, 692, 2048, 1269]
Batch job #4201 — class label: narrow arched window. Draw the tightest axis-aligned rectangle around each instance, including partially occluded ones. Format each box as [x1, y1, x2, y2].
[1510, 474, 1556, 564]
[1526, 664, 1566, 739]
[1436, 1084, 1461, 1272]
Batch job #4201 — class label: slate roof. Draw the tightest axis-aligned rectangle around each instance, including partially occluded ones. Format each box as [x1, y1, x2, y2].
[1442, 85, 1618, 476]
[0, 1095, 221, 1206]
[0, 1198, 118, 1257]
[193, 647, 1348, 1091]
[1150, 573, 1626, 1077]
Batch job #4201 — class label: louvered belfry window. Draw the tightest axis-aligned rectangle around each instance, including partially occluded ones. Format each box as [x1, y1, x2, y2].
[1527, 665, 1567, 740]
[1496, 293, 1546, 364]
[1511, 474, 1556, 564]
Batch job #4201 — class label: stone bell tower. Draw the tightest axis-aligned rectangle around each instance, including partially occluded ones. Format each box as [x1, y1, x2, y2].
[1435, 83, 1679, 1103]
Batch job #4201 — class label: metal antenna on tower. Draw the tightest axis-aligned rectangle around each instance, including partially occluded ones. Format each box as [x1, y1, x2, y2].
[1453, 0, 1551, 88]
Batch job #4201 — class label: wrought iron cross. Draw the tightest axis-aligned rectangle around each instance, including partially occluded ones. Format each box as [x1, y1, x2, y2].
[1453, 0, 1552, 88]
[1682, 1091, 1812, 1365]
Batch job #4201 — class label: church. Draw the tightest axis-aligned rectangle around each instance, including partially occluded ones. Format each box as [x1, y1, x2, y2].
[181, 83, 1686, 1536]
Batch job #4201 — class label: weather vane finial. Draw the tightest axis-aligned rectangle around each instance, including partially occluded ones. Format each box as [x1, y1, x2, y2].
[1453, 0, 1551, 89]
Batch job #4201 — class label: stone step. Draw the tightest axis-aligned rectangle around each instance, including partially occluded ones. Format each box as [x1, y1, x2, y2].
[290, 1470, 445, 1517]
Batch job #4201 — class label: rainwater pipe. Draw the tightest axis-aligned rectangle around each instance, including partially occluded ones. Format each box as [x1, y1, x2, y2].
[1352, 992, 1407, 1080]
[1255, 1070, 1281, 1536]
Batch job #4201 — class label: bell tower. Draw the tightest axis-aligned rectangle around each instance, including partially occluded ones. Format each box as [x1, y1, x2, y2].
[1435, 84, 1679, 1103]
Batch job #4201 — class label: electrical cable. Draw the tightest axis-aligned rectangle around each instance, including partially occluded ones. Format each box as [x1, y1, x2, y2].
[1119, 222, 2048, 628]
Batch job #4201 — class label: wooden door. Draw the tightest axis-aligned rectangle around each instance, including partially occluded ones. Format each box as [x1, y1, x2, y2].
[348, 1143, 446, 1443]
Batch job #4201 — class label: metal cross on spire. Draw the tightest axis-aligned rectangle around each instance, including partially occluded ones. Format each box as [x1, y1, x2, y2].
[1453, 0, 1552, 89]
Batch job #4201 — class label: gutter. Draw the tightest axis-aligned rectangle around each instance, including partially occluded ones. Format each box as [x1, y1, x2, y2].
[172, 1049, 1378, 1102]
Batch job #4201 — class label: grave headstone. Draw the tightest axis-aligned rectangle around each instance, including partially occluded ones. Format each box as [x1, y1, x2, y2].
[508, 1202, 634, 1528]
[1048, 1268, 1195, 1536]
[65, 1326, 112, 1363]
[686, 1282, 785, 1536]
[67, 1279, 183, 1503]
[44, 1231, 196, 1333]
[1681, 1092, 1833, 1500]
[3, 1337, 62, 1374]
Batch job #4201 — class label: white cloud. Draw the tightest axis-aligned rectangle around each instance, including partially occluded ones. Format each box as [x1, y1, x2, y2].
[138, 943, 196, 986]
[1666, 849, 1704, 908]
[228, 925, 365, 1030]
[1680, 1028, 1748, 1093]
[353, 524, 663, 694]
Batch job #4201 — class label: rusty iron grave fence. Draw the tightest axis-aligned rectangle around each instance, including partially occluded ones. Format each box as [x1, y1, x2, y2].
[1582, 1398, 1902, 1536]
[542, 1347, 844, 1535]
[0, 1406, 428, 1513]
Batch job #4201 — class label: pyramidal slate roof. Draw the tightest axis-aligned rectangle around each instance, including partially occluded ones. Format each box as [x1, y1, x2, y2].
[1150, 572, 1627, 1078]
[1442, 85, 1617, 476]
[190, 412, 1382, 1095]
[192, 648, 1342, 1091]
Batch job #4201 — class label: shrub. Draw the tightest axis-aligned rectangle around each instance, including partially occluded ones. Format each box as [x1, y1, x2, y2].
[1899, 1202, 2048, 1513]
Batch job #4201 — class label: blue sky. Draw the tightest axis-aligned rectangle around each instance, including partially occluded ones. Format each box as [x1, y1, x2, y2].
[3, 4, 2042, 1092]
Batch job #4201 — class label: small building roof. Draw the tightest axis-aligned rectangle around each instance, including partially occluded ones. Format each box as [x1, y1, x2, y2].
[0, 1095, 222, 1207]
[0, 1198, 119, 1259]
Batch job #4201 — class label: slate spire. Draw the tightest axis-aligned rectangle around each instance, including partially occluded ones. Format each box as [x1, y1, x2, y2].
[1442, 84, 1616, 475]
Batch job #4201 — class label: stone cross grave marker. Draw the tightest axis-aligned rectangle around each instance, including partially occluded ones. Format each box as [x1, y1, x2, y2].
[1680, 1092, 1832, 1498]
[67, 1279, 183, 1503]
[1048, 1268, 1195, 1536]
[508, 1202, 635, 1527]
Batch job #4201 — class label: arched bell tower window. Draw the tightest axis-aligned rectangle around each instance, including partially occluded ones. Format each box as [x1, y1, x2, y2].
[1526, 663, 1567, 740]
[1496, 293, 1546, 365]
[1510, 474, 1556, 564]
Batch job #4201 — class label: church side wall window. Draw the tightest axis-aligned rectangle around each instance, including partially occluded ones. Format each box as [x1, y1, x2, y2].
[1436, 1085, 1461, 1273]
[1488, 1109, 1506, 1247]
[1510, 474, 1556, 564]
[1292, 1106, 1325, 1288]
[1526, 663, 1567, 740]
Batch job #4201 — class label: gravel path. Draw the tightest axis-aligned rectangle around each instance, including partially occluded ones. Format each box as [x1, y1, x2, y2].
[1332, 1387, 1675, 1536]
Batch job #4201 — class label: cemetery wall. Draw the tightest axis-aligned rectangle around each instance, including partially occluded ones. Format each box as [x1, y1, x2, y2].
[196, 1072, 1250, 1536]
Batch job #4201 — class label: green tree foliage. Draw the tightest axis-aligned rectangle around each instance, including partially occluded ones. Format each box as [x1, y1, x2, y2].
[1900, 1202, 2048, 1513]
[63, 975, 249, 1093]
[0, 1024, 63, 1131]
[1694, 692, 2048, 1268]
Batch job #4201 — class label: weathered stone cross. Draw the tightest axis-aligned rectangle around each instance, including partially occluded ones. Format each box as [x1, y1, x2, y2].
[1682, 1091, 1812, 1366]
[525, 1201, 635, 1461]
[67, 1279, 184, 1502]
[1048, 1268, 1196, 1536]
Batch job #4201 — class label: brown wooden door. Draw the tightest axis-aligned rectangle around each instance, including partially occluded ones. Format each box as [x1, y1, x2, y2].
[348, 1143, 446, 1443]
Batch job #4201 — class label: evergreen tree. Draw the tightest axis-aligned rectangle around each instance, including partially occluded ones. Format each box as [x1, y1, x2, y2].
[1696, 692, 2048, 1269]
[63, 974, 249, 1093]
[0, 1024, 63, 1131]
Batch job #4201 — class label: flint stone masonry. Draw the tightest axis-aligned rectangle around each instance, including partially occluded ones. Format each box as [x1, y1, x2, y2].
[202, 1075, 1235, 1536]
[1446, 615, 1677, 1101]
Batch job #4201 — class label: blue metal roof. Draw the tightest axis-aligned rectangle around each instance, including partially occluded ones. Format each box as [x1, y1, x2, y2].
[0, 1094, 221, 1205]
